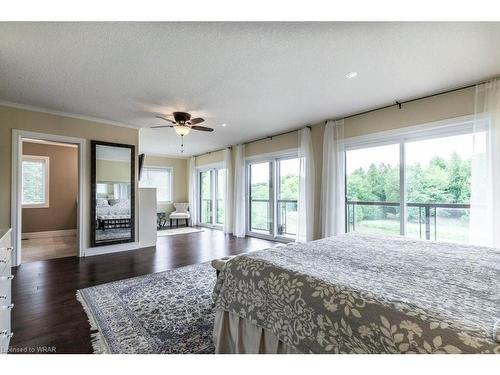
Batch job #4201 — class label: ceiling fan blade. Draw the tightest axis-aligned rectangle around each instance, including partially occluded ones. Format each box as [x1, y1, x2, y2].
[189, 117, 204, 125]
[191, 125, 214, 132]
[150, 125, 174, 128]
[156, 115, 176, 124]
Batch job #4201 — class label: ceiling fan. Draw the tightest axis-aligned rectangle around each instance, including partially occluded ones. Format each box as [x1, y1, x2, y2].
[151, 111, 214, 153]
[151, 111, 214, 135]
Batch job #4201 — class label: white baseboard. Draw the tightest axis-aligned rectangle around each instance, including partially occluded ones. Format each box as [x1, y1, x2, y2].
[22, 229, 77, 239]
[83, 242, 140, 257]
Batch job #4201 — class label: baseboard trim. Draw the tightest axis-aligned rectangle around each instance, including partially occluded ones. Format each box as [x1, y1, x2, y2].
[83, 242, 140, 257]
[22, 229, 77, 239]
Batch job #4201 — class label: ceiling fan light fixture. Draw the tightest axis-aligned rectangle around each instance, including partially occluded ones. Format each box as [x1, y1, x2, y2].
[174, 125, 191, 136]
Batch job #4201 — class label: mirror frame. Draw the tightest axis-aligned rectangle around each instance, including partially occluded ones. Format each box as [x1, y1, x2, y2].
[90, 140, 136, 247]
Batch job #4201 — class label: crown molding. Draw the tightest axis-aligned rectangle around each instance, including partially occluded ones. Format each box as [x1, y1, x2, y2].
[0, 100, 139, 130]
[143, 152, 190, 160]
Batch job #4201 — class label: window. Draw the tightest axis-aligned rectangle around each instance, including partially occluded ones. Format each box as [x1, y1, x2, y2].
[139, 166, 173, 203]
[22, 155, 50, 208]
[199, 168, 225, 227]
[248, 156, 299, 240]
[345, 120, 474, 244]
[346, 143, 401, 236]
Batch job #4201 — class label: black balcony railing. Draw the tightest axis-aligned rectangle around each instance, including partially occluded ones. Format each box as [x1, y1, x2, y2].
[201, 198, 212, 224]
[277, 199, 298, 237]
[346, 200, 470, 241]
[250, 198, 298, 237]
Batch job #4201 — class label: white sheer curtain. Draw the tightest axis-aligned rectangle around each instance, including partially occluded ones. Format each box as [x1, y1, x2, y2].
[297, 127, 315, 242]
[188, 156, 198, 225]
[320, 119, 345, 238]
[470, 78, 500, 248]
[233, 144, 246, 237]
[223, 148, 233, 234]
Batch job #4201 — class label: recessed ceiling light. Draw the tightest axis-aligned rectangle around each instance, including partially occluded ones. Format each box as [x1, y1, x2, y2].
[345, 71, 358, 79]
[221, 123, 227, 127]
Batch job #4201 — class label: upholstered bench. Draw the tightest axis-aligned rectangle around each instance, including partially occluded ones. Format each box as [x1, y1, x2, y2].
[96, 214, 131, 230]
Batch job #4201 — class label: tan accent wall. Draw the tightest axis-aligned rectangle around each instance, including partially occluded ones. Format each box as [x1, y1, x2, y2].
[0, 105, 139, 251]
[22, 141, 78, 233]
[143, 155, 189, 214]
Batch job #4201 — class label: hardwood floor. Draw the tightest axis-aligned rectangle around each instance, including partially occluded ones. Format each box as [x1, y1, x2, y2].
[21, 234, 77, 263]
[9, 228, 276, 354]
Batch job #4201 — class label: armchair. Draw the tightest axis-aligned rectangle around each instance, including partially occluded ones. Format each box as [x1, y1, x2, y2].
[169, 203, 191, 227]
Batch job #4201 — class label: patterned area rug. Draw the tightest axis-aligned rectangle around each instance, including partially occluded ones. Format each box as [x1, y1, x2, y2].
[157, 227, 204, 237]
[77, 262, 216, 354]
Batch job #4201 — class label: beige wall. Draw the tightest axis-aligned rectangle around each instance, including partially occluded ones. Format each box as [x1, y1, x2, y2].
[342, 87, 475, 138]
[245, 131, 298, 158]
[22, 141, 78, 233]
[143, 155, 189, 214]
[96, 159, 131, 183]
[0, 105, 138, 252]
[195, 150, 224, 166]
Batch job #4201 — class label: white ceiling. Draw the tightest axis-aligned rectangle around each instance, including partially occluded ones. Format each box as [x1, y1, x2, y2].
[1, 22, 500, 157]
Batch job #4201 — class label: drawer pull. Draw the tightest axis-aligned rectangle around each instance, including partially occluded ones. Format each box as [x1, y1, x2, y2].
[0, 303, 14, 310]
[0, 275, 14, 281]
[1, 331, 13, 338]
[0, 295, 6, 299]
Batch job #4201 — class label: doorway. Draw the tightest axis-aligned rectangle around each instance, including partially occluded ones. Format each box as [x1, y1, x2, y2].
[11, 130, 86, 266]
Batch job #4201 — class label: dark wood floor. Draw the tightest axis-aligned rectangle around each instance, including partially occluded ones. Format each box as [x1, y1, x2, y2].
[9, 228, 276, 354]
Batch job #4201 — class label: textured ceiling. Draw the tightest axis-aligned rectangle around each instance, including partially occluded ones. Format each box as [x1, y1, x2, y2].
[1, 22, 500, 157]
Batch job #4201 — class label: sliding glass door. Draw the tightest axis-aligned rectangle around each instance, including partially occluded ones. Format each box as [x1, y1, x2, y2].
[345, 123, 473, 244]
[345, 143, 401, 236]
[248, 156, 299, 240]
[249, 162, 272, 234]
[404, 133, 473, 243]
[199, 168, 225, 228]
[216, 169, 226, 226]
[200, 170, 212, 225]
[276, 158, 299, 237]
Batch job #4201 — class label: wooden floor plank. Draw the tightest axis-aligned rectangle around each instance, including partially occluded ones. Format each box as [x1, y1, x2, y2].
[9, 228, 276, 354]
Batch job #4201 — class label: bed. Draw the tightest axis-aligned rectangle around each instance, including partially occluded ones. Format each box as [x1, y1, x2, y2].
[212, 233, 500, 354]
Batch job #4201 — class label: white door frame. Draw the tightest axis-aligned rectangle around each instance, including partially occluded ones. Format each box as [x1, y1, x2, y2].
[11, 130, 86, 266]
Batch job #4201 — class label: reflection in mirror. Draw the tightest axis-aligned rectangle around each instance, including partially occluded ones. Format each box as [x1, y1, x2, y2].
[91, 141, 135, 247]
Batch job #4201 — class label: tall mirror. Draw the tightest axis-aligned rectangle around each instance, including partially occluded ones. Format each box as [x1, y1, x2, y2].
[91, 141, 135, 247]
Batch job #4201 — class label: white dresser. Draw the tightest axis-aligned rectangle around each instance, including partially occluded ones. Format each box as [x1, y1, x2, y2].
[0, 229, 13, 354]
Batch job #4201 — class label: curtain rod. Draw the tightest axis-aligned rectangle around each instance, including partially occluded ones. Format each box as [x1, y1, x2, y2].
[242, 125, 312, 146]
[193, 146, 232, 159]
[194, 77, 495, 158]
[326, 81, 485, 123]
[193, 125, 312, 157]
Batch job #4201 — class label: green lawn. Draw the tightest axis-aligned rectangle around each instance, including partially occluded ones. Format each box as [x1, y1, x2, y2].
[353, 216, 469, 243]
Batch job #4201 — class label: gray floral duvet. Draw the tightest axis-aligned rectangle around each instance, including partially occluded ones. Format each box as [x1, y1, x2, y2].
[213, 233, 500, 353]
